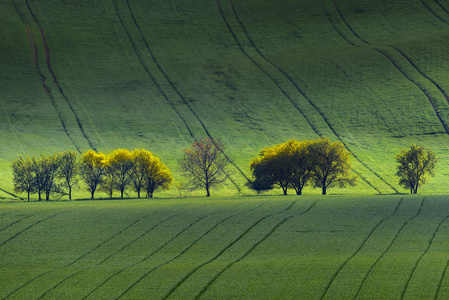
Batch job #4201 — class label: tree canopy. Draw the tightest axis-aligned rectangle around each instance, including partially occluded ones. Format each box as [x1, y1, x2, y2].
[395, 145, 437, 194]
[179, 137, 230, 197]
[248, 138, 357, 195]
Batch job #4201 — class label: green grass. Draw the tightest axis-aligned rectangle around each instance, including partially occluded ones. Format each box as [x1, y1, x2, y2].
[2, 195, 449, 299]
[1, 0, 449, 198]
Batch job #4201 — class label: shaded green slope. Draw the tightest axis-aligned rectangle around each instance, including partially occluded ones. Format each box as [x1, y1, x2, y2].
[1, 0, 449, 197]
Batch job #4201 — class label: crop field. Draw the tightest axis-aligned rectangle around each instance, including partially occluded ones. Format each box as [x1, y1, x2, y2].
[1, 195, 449, 299]
[1, 0, 449, 199]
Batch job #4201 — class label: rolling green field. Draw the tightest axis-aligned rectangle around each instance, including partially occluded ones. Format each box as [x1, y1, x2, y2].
[1, 0, 449, 198]
[2, 195, 449, 299]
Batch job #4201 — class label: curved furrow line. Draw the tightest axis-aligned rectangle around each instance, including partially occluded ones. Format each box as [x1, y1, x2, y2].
[375, 48, 449, 134]
[330, 0, 369, 44]
[11, 1, 81, 153]
[220, 0, 323, 137]
[400, 213, 449, 299]
[353, 197, 426, 299]
[434, 0, 449, 14]
[329, 0, 449, 135]
[81, 204, 213, 299]
[125, 0, 249, 183]
[7, 213, 150, 300]
[390, 45, 449, 104]
[0, 211, 43, 233]
[111, 0, 195, 140]
[0, 211, 67, 248]
[317, 0, 356, 46]
[38, 211, 208, 299]
[194, 200, 318, 299]
[435, 250, 449, 299]
[116, 201, 267, 299]
[0, 187, 23, 201]
[421, 0, 449, 24]
[226, 0, 385, 194]
[6, 207, 189, 300]
[161, 200, 299, 299]
[24, 0, 96, 151]
[320, 197, 404, 299]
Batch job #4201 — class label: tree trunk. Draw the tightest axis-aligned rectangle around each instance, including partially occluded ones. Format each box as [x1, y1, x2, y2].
[296, 187, 302, 195]
[38, 191, 42, 201]
[69, 186, 72, 200]
[27, 191, 30, 202]
[283, 189, 287, 195]
[91, 190, 95, 199]
[137, 190, 141, 198]
[322, 185, 327, 195]
[121, 189, 124, 199]
[206, 185, 210, 197]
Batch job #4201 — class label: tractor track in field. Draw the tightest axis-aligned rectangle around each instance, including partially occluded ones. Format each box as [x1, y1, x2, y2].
[0, 211, 67, 248]
[162, 200, 312, 299]
[0, 187, 23, 201]
[434, 0, 449, 14]
[400, 212, 449, 299]
[7, 207, 189, 300]
[12, 1, 81, 153]
[116, 201, 266, 299]
[0, 211, 45, 233]
[320, 197, 404, 299]
[326, 0, 449, 135]
[421, 0, 449, 24]
[24, 0, 96, 151]
[220, 0, 388, 194]
[81, 203, 213, 299]
[353, 197, 425, 299]
[112, 1, 248, 185]
[193, 200, 318, 299]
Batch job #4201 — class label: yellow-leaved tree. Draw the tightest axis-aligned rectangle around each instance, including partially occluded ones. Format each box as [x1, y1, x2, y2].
[248, 139, 313, 195]
[79, 150, 106, 199]
[308, 138, 357, 195]
[104, 149, 134, 198]
[131, 149, 173, 198]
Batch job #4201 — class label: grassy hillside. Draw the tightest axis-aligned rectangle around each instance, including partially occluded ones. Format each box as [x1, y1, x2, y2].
[1, 0, 449, 198]
[3, 195, 449, 299]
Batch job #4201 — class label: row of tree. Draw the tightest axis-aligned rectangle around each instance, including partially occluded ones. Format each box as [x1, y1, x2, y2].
[11, 138, 439, 201]
[247, 138, 357, 195]
[12, 149, 173, 201]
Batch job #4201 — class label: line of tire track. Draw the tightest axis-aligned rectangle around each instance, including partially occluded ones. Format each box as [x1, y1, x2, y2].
[124, 0, 249, 183]
[435, 245, 449, 299]
[81, 203, 212, 299]
[320, 197, 404, 298]
[5, 206, 189, 300]
[194, 200, 318, 299]
[162, 199, 304, 299]
[421, 0, 449, 24]
[38, 207, 203, 299]
[353, 197, 426, 299]
[434, 0, 449, 14]
[400, 213, 449, 299]
[224, 0, 385, 194]
[111, 0, 195, 140]
[117, 201, 267, 299]
[329, 0, 449, 135]
[11, 1, 81, 153]
[0, 187, 23, 201]
[24, 0, 96, 151]
[0, 211, 68, 248]
[4, 212, 153, 300]
[0, 211, 44, 233]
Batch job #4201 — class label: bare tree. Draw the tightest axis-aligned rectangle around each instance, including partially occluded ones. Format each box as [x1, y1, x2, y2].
[179, 137, 230, 197]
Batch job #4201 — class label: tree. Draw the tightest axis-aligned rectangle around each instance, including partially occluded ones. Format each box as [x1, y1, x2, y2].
[131, 149, 172, 198]
[41, 154, 61, 201]
[105, 149, 134, 198]
[57, 151, 79, 200]
[248, 139, 313, 195]
[11, 156, 35, 201]
[179, 137, 229, 197]
[395, 145, 437, 194]
[80, 150, 106, 199]
[308, 138, 357, 195]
